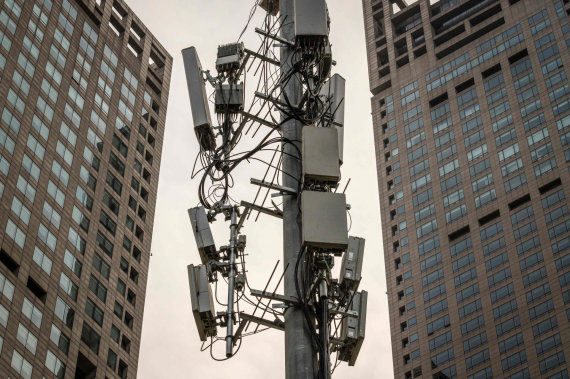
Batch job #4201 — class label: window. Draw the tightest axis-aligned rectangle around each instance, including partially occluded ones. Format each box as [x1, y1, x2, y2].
[437, 144, 457, 163]
[99, 211, 117, 236]
[51, 159, 69, 186]
[68, 227, 86, 254]
[85, 298, 104, 326]
[539, 352, 566, 374]
[496, 315, 520, 337]
[45, 349, 65, 379]
[493, 299, 518, 320]
[469, 158, 491, 178]
[16, 323, 38, 354]
[89, 275, 107, 302]
[488, 267, 511, 288]
[529, 299, 555, 321]
[22, 297, 42, 329]
[443, 189, 464, 208]
[490, 101, 510, 119]
[59, 272, 78, 301]
[413, 188, 433, 208]
[417, 219, 437, 239]
[453, 253, 475, 273]
[523, 266, 547, 288]
[32, 246, 52, 275]
[486, 252, 508, 272]
[459, 298, 482, 320]
[107, 349, 118, 370]
[81, 322, 100, 354]
[75, 186, 94, 213]
[542, 190, 565, 210]
[64, 249, 82, 278]
[514, 221, 537, 241]
[415, 204, 435, 223]
[11, 349, 33, 379]
[491, 282, 515, 304]
[421, 253, 442, 272]
[484, 237, 506, 257]
[464, 331, 487, 354]
[6, 218, 26, 248]
[37, 223, 56, 252]
[472, 173, 493, 193]
[425, 299, 448, 319]
[534, 157, 557, 177]
[429, 330, 452, 351]
[460, 102, 480, 120]
[466, 348, 490, 371]
[485, 73, 505, 91]
[50, 324, 70, 355]
[54, 296, 74, 328]
[439, 159, 460, 178]
[11, 196, 31, 225]
[106, 171, 122, 195]
[446, 204, 467, 224]
[96, 231, 114, 257]
[461, 314, 484, 336]
[501, 350, 527, 373]
[42, 201, 61, 228]
[536, 333, 562, 356]
[431, 347, 454, 368]
[418, 235, 439, 256]
[457, 283, 479, 303]
[441, 173, 462, 193]
[93, 253, 110, 279]
[533, 316, 558, 337]
[499, 332, 524, 355]
[451, 237, 472, 258]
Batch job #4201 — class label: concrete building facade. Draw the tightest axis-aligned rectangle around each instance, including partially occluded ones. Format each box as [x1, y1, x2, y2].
[362, 0, 570, 377]
[0, 0, 171, 377]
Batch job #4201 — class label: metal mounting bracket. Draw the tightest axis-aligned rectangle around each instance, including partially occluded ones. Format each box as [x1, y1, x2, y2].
[240, 200, 283, 219]
[255, 27, 295, 48]
[250, 178, 297, 196]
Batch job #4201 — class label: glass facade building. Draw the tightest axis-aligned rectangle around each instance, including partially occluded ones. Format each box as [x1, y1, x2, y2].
[362, 0, 570, 377]
[0, 0, 171, 377]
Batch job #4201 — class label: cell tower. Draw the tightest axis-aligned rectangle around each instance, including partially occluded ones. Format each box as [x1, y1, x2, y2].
[182, 1, 368, 377]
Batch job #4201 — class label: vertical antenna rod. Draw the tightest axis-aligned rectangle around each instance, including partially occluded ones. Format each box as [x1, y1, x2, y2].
[226, 206, 238, 357]
[280, 0, 316, 377]
[319, 269, 331, 379]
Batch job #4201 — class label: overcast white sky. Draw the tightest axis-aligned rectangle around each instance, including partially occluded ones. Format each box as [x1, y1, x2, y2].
[126, 1, 393, 377]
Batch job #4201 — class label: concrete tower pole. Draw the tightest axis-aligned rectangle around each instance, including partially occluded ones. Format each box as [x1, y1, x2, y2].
[279, 0, 317, 378]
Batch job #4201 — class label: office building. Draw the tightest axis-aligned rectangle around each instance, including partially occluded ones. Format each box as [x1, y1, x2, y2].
[362, 0, 570, 377]
[0, 0, 171, 377]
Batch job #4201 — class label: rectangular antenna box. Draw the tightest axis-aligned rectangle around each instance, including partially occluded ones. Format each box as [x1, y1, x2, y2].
[340, 236, 365, 292]
[319, 74, 346, 164]
[259, 0, 279, 15]
[302, 126, 340, 185]
[216, 42, 244, 73]
[188, 206, 218, 264]
[339, 290, 367, 366]
[294, 0, 328, 42]
[301, 191, 348, 250]
[188, 264, 217, 341]
[181, 47, 216, 151]
[215, 83, 244, 113]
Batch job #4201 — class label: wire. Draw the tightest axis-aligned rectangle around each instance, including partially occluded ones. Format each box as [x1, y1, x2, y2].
[237, 0, 260, 42]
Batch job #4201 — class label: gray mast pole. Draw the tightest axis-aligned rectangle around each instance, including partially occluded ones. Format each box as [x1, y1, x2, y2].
[280, 0, 316, 378]
[225, 206, 238, 357]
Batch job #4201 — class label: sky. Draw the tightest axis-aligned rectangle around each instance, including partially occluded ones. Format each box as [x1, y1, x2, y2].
[125, 1, 394, 377]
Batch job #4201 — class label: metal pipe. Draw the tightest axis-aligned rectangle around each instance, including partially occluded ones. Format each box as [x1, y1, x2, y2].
[280, 0, 316, 377]
[225, 206, 238, 357]
[319, 270, 331, 379]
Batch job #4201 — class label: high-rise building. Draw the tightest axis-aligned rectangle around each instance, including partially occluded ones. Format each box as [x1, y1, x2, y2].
[0, 0, 171, 377]
[363, 0, 570, 377]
